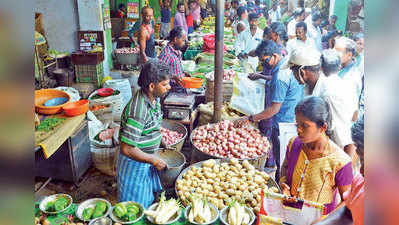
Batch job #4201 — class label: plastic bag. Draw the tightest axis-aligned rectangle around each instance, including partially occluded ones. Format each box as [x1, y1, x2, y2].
[257, 190, 325, 225]
[181, 60, 196, 73]
[54, 86, 81, 102]
[229, 72, 265, 115]
[202, 34, 227, 53]
[103, 79, 132, 108]
[88, 89, 125, 121]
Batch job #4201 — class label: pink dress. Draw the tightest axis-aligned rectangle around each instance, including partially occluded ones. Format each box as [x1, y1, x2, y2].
[344, 173, 364, 225]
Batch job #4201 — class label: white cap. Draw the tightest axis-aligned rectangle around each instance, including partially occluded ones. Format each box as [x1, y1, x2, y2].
[281, 46, 321, 69]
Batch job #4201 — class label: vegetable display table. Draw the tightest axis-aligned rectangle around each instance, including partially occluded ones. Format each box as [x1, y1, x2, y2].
[35, 203, 224, 225]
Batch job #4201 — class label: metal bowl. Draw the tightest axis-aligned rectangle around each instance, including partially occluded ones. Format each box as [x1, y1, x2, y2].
[109, 201, 144, 224]
[175, 159, 282, 206]
[39, 194, 73, 214]
[219, 206, 255, 225]
[184, 203, 219, 225]
[145, 202, 181, 224]
[76, 198, 112, 222]
[88, 217, 113, 225]
[190, 123, 271, 166]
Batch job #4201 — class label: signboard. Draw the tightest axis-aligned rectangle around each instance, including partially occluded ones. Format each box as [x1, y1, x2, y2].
[78, 31, 104, 51]
[127, 2, 139, 19]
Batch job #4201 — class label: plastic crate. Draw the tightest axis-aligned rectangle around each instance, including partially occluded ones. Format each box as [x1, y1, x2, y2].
[74, 64, 103, 88]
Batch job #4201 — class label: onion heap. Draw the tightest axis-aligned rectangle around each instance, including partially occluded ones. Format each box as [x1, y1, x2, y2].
[161, 127, 183, 146]
[192, 120, 270, 159]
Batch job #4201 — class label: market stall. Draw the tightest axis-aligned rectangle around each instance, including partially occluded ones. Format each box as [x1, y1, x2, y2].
[35, 10, 282, 225]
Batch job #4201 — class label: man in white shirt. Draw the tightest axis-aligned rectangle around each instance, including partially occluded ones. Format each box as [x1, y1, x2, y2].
[334, 36, 363, 117]
[287, 8, 305, 39]
[234, 13, 263, 70]
[306, 12, 322, 52]
[269, 1, 281, 23]
[289, 47, 358, 165]
[286, 21, 317, 55]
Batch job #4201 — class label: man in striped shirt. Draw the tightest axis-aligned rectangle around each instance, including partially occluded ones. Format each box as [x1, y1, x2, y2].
[159, 26, 188, 93]
[117, 59, 171, 207]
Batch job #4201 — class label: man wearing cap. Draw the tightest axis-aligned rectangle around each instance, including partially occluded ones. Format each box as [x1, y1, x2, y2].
[236, 40, 304, 181]
[287, 8, 305, 39]
[286, 21, 318, 55]
[290, 47, 359, 167]
[234, 13, 263, 70]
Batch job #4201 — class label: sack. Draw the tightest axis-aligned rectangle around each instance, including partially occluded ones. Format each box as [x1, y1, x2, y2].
[103, 79, 132, 108]
[198, 102, 242, 126]
[257, 191, 325, 225]
[230, 72, 265, 115]
[90, 144, 118, 176]
[88, 89, 125, 121]
[88, 113, 119, 176]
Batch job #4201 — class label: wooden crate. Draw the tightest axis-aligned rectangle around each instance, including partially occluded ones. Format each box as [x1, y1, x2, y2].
[35, 121, 91, 183]
[205, 78, 233, 103]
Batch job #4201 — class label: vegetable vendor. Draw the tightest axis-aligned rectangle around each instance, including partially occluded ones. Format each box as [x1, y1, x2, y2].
[159, 26, 190, 93]
[117, 59, 170, 208]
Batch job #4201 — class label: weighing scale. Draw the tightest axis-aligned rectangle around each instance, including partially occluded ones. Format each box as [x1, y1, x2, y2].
[162, 92, 196, 120]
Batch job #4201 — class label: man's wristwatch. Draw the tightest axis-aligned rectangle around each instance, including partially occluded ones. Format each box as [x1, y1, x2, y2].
[248, 115, 255, 122]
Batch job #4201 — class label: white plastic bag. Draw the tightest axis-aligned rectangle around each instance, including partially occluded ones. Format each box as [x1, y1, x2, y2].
[54, 87, 81, 102]
[88, 89, 125, 121]
[103, 79, 132, 108]
[259, 191, 325, 225]
[182, 60, 196, 73]
[229, 72, 265, 115]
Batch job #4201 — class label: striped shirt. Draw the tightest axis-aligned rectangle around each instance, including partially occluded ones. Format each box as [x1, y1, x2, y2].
[119, 90, 163, 153]
[159, 44, 185, 79]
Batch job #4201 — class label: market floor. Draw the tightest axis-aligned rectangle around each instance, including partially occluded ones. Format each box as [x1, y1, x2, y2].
[35, 166, 118, 205]
[34, 146, 195, 204]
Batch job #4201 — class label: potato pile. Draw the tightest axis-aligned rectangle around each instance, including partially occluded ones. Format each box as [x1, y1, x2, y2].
[176, 159, 279, 212]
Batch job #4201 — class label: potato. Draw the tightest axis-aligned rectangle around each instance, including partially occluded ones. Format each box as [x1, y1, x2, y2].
[212, 167, 220, 174]
[270, 187, 279, 193]
[260, 171, 270, 180]
[203, 159, 216, 168]
[256, 195, 261, 202]
[254, 175, 263, 184]
[226, 188, 235, 196]
[230, 158, 239, 165]
[221, 162, 229, 168]
[217, 199, 225, 209]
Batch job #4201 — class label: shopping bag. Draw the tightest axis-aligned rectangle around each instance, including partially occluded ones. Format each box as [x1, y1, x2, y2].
[257, 190, 325, 225]
[229, 72, 265, 115]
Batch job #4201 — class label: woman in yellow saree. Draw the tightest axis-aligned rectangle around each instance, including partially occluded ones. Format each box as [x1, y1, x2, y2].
[279, 96, 353, 214]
